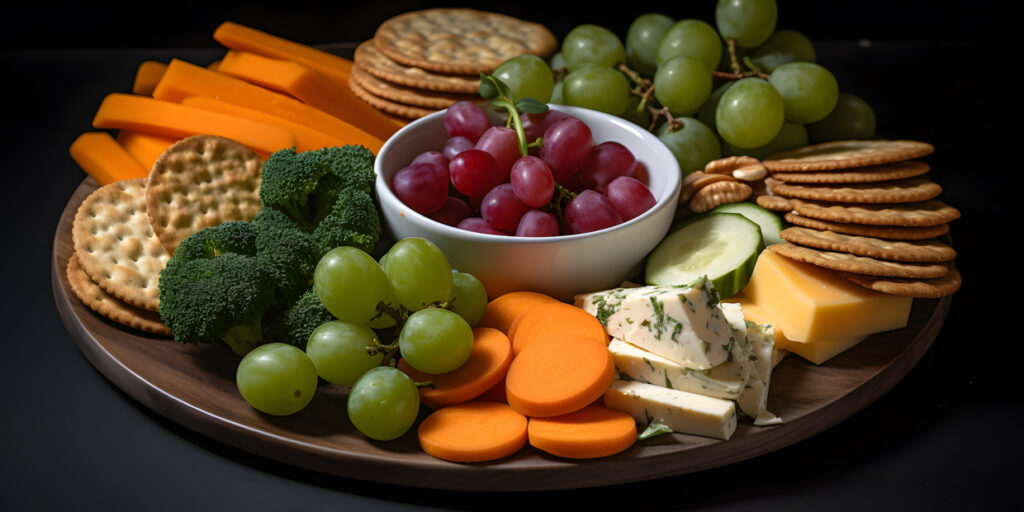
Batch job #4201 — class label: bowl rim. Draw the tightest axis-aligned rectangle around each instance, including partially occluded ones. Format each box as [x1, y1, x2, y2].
[374, 103, 682, 244]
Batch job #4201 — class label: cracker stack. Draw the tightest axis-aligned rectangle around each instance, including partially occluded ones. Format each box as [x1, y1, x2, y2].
[755, 140, 962, 298]
[351, 8, 558, 121]
[67, 135, 264, 334]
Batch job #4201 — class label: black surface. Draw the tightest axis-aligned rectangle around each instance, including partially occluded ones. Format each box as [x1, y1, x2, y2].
[3, 1, 1020, 510]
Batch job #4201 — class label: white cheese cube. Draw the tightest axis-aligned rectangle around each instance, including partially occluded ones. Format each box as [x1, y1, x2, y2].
[609, 338, 748, 399]
[604, 380, 738, 441]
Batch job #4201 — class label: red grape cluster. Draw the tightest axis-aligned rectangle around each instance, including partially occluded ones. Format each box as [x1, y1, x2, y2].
[390, 102, 657, 237]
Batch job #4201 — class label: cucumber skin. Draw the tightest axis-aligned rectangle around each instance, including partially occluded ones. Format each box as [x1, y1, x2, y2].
[644, 212, 765, 299]
[709, 201, 785, 246]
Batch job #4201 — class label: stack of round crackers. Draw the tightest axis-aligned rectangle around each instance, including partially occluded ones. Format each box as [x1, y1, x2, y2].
[67, 135, 264, 335]
[755, 139, 962, 298]
[351, 8, 558, 121]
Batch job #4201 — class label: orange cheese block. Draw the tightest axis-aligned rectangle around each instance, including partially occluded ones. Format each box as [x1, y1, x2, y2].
[115, 131, 177, 170]
[69, 132, 149, 185]
[180, 96, 372, 153]
[741, 250, 913, 342]
[725, 294, 870, 365]
[131, 60, 167, 96]
[152, 59, 382, 151]
[92, 93, 295, 156]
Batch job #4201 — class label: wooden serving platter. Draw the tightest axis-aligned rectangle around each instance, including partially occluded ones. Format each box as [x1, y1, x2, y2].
[52, 178, 951, 491]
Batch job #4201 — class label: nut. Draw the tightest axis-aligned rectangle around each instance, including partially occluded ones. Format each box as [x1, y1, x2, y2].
[680, 171, 738, 203]
[705, 155, 767, 182]
[689, 180, 753, 213]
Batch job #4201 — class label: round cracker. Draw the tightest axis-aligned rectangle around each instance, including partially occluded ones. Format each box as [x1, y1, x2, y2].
[843, 267, 962, 298]
[145, 135, 263, 255]
[766, 176, 943, 204]
[354, 40, 480, 94]
[66, 254, 171, 335]
[768, 242, 950, 279]
[790, 198, 961, 227]
[770, 160, 930, 184]
[780, 226, 957, 263]
[755, 194, 795, 212]
[373, 8, 558, 75]
[349, 65, 479, 109]
[72, 178, 170, 311]
[348, 73, 436, 119]
[783, 213, 949, 240]
[763, 140, 935, 172]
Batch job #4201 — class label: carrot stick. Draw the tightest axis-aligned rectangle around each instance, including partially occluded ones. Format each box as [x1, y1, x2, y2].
[92, 93, 294, 156]
[477, 291, 559, 335]
[152, 59, 383, 151]
[505, 334, 614, 418]
[417, 401, 528, 463]
[180, 96, 371, 153]
[527, 404, 637, 459]
[510, 301, 609, 357]
[115, 131, 177, 171]
[132, 60, 167, 96]
[69, 132, 149, 185]
[396, 327, 512, 409]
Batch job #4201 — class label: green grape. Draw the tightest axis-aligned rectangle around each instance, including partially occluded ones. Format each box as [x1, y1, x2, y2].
[449, 270, 488, 327]
[314, 246, 397, 327]
[697, 81, 736, 132]
[399, 308, 474, 375]
[716, 0, 778, 48]
[562, 65, 631, 116]
[748, 29, 816, 71]
[715, 77, 785, 149]
[722, 121, 808, 159]
[493, 54, 554, 103]
[549, 51, 567, 72]
[305, 321, 383, 386]
[769, 62, 839, 124]
[656, 19, 723, 72]
[622, 94, 653, 128]
[381, 237, 452, 312]
[626, 13, 675, 78]
[236, 343, 318, 416]
[653, 55, 712, 116]
[347, 366, 420, 441]
[806, 93, 877, 142]
[656, 117, 722, 177]
[562, 24, 626, 72]
[550, 79, 565, 105]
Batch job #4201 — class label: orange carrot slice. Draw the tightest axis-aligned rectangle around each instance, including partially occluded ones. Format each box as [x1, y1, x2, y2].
[396, 327, 513, 409]
[527, 404, 637, 459]
[69, 132, 149, 185]
[132, 60, 167, 96]
[475, 375, 507, 404]
[116, 131, 177, 170]
[505, 334, 614, 418]
[510, 301, 609, 356]
[417, 401, 528, 463]
[180, 96, 365, 153]
[152, 59, 382, 151]
[477, 291, 559, 335]
[92, 93, 294, 156]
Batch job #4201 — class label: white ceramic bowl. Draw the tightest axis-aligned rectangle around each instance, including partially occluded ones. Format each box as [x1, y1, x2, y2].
[374, 104, 681, 301]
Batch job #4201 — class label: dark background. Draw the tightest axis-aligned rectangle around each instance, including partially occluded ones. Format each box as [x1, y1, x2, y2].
[3, 1, 1019, 510]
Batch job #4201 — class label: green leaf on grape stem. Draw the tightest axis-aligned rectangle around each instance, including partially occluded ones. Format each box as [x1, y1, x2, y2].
[515, 97, 549, 114]
[478, 74, 499, 100]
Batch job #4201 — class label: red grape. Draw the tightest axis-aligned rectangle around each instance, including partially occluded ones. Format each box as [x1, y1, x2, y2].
[390, 162, 449, 215]
[442, 136, 475, 161]
[565, 189, 623, 234]
[604, 176, 656, 221]
[449, 149, 504, 197]
[509, 155, 554, 208]
[539, 117, 593, 183]
[480, 183, 531, 233]
[521, 110, 573, 142]
[515, 209, 560, 237]
[580, 141, 637, 193]
[475, 126, 519, 179]
[427, 196, 473, 226]
[444, 101, 490, 142]
[457, 217, 505, 235]
[411, 150, 449, 169]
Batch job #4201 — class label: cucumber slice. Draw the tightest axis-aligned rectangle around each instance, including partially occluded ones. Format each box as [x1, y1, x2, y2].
[645, 212, 764, 298]
[709, 201, 784, 246]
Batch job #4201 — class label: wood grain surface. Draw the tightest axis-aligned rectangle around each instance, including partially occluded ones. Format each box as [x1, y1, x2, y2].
[51, 178, 951, 491]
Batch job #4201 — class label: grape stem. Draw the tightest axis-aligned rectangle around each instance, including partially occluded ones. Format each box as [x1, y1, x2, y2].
[647, 106, 683, 132]
[618, 63, 656, 117]
[715, 38, 770, 80]
[542, 182, 577, 232]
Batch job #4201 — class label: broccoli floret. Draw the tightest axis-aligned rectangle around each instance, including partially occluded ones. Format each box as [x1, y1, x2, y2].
[158, 252, 277, 356]
[253, 214, 321, 304]
[169, 220, 257, 260]
[265, 288, 336, 349]
[258, 145, 376, 231]
[313, 187, 382, 255]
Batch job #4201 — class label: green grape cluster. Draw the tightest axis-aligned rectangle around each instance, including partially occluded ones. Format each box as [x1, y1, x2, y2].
[236, 237, 488, 442]
[493, 0, 878, 178]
